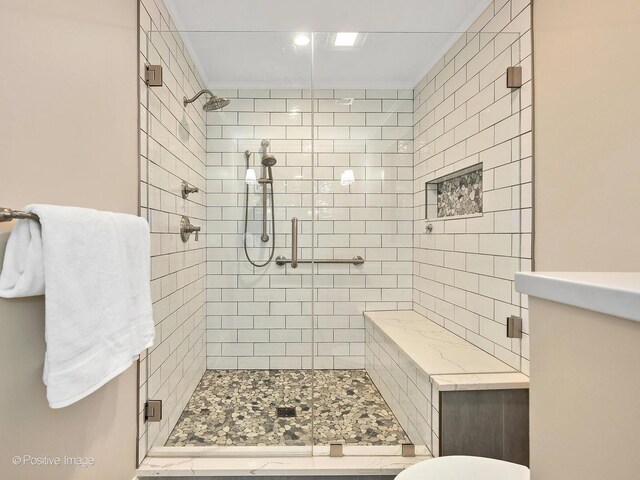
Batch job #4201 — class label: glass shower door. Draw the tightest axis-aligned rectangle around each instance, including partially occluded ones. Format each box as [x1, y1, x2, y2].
[310, 30, 523, 458]
[308, 31, 416, 456]
[142, 29, 317, 455]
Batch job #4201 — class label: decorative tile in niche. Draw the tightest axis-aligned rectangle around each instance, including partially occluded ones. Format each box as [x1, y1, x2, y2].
[425, 164, 483, 220]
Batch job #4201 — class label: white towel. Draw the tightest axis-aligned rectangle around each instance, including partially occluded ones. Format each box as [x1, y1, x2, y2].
[0, 205, 154, 408]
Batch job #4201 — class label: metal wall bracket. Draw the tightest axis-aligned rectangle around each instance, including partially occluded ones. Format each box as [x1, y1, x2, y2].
[329, 444, 343, 457]
[402, 443, 416, 457]
[145, 400, 162, 422]
[506, 66, 523, 88]
[181, 180, 199, 199]
[145, 64, 163, 87]
[507, 315, 523, 338]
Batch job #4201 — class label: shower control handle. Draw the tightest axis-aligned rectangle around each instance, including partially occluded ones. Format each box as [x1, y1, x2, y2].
[291, 217, 298, 269]
[180, 216, 201, 242]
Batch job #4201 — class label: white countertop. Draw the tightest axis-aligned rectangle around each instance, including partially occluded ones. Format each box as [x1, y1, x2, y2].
[364, 310, 516, 376]
[515, 272, 640, 323]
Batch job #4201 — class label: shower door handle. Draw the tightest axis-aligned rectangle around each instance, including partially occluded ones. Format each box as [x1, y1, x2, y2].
[291, 217, 298, 268]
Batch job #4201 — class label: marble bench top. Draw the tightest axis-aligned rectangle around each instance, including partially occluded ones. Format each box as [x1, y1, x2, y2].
[365, 310, 528, 390]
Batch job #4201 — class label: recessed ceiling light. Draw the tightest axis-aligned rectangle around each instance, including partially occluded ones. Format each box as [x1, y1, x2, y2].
[294, 33, 310, 46]
[335, 32, 358, 47]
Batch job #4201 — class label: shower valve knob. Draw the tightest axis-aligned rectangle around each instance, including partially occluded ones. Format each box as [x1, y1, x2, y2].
[180, 216, 201, 242]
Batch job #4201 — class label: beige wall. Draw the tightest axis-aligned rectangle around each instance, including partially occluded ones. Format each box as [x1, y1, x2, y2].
[533, 0, 640, 271]
[0, 1, 138, 479]
[529, 299, 640, 479]
[532, 0, 640, 478]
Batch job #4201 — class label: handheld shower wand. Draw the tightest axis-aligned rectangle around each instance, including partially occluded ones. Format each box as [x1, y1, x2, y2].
[243, 140, 277, 267]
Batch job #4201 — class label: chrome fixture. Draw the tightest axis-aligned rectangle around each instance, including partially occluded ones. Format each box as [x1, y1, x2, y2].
[425, 223, 433, 233]
[243, 141, 277, 267]
[402, 444, 416, 457]
[275, 255, 365, 267]
[506, 315, 523, 339]
[278, 216, 365, 268]
[181, 180, 199, 199]
[145, 400, 162, 422]
[506, 66, 523, 88]
[329, 444, 344, 457]
[290, 217, 299, 268]
[180, 216, 201, 242]
[145, 64, 163, 87]
[258, 140, 277, 242]
[1, 207, 39, 223]
[183, 89, 230, 111]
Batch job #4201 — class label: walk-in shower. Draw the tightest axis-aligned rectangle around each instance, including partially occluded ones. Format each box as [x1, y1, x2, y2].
[243, 139, 277, 267]
[183, 89, 231, 111]
[140, 2, 529, 465]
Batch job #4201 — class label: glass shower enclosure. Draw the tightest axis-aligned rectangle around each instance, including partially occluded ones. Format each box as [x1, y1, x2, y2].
[139, 25, 523, 458]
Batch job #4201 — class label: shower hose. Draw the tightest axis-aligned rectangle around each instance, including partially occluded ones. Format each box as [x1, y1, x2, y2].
[243, 167, 276, 268]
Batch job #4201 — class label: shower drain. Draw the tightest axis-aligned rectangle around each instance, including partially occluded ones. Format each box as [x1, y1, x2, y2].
[276, 407, 296, 418]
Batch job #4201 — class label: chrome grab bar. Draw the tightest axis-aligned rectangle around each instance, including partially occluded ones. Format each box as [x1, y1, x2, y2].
[275, 255, 365, 267]
[291, 217, 298, 268]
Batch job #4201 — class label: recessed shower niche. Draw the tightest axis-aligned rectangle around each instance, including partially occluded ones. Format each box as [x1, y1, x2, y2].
[425, 164, 483, 221]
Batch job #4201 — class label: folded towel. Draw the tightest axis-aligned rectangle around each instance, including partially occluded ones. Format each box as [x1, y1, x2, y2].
[0, 205, 154, 408]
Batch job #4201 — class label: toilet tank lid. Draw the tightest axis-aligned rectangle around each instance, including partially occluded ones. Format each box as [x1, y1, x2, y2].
[395, 456, 530, 480]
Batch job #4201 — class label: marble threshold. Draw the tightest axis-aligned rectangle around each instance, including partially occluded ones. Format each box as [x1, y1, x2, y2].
[137, 453, 432, 477]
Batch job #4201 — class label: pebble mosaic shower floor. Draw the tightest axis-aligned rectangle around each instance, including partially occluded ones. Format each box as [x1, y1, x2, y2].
[165, 369, 410, 447]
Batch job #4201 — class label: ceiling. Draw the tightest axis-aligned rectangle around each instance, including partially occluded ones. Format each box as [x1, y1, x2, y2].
[164, 0, 493, 89]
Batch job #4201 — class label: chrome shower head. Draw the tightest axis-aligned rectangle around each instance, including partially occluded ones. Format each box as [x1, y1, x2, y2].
[183, 89, 230, 111]
[203, 95, 230, 111]
[260, 139, 277, 171]
[261, 155, 277, 167]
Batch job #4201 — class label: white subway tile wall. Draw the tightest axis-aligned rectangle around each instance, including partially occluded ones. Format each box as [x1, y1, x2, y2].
[365, 318, 435, 452]
[413, 0, 532, 374]
[206, 89, 414, 370]
[139, 0, 208, 455]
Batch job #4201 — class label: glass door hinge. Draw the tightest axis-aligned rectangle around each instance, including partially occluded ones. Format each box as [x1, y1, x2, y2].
[507, 315, 523, 338]
[145, 400, 162, 422]
[145, 64, 163, 87]
[506, 66, 523, 88]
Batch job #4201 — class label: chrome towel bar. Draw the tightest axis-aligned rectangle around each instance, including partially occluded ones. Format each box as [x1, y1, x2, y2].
[1, 207, 39, 223]
[275, 255, 365, 267]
